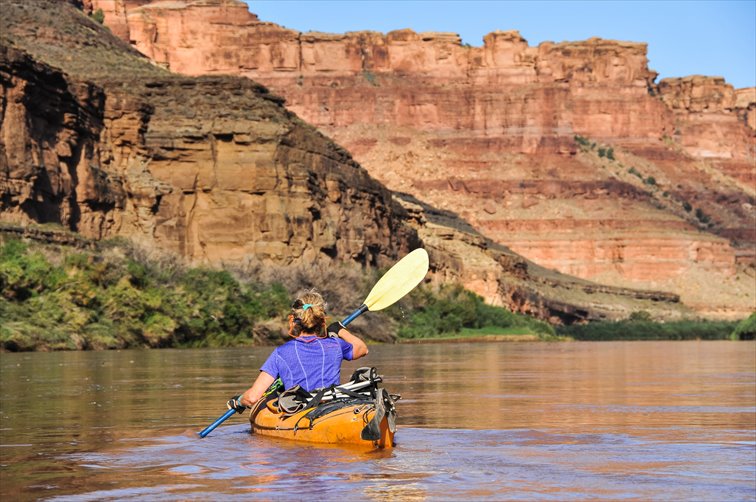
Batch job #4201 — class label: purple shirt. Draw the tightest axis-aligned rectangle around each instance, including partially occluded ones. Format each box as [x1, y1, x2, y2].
[260, 335, 354, 392]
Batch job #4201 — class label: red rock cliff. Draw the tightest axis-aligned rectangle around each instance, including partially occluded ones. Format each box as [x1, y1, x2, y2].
[1, 1, 420, 269]
[1, 0, 703, 324]
[95, 0, 755, 318]
[0, 0, 712, 322]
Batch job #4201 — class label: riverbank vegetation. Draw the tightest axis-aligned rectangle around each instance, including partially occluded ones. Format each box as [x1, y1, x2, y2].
[730, 313, 756, 340]
[0, 237, 291, 350]
[555, 313, 748, 341]
[0, 236, 551, 351]
[388, 283, 555, 339]
[1, 235, 752, 351]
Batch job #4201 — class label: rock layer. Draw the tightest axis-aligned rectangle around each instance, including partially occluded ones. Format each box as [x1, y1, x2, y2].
[1, 0, 419, 270]
[0, 0, 745, 322]
[94, 0, 755, 317]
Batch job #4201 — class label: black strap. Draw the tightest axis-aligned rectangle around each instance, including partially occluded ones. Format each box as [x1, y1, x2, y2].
[301, 386, 328, 412]
[334, 386, 375, 399]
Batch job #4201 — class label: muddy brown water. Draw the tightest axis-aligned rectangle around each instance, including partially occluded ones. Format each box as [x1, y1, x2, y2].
[1, 341, 754, 500]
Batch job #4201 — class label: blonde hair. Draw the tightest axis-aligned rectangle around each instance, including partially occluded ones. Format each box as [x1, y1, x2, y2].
[290, 289, 327, 337]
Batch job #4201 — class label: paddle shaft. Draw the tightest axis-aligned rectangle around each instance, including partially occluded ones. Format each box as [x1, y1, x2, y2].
[198, 408, 236, 438]
[341, 304, 368, 327]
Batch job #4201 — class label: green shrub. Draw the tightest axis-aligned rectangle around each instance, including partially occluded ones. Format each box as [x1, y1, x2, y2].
[91, 8, 105, 24]
[0, 239, 65, 300]
[628, 310, 651, 322]
[574, 135, 591, 148]
[731, 313, 756, 340]
[388, 283, 553, 339]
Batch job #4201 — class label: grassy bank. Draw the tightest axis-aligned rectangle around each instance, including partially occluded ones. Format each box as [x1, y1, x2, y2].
[0, 237, 290, 350]
[0, 235, 552, 351]
[555, 312, 752, 341]
[3, 233, 750, 351]
[398, 326, 566, 343]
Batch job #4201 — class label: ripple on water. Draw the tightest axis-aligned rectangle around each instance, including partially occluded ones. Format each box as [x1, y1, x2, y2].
[46, 425, 756, 501]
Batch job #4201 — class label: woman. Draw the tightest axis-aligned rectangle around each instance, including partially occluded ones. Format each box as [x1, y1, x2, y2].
[227, 290, 369, 412]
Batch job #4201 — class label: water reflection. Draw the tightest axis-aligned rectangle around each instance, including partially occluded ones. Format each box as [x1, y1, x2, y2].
[36, 427, 756, 501]
[1, 341, 754, 500]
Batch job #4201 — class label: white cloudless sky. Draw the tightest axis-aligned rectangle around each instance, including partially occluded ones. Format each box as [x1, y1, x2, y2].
[245, 0, 756, 90]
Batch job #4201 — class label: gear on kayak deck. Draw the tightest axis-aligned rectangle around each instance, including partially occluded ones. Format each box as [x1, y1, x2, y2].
[249, 367, 400, 448]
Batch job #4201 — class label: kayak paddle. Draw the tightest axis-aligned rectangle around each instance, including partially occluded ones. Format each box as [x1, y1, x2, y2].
[197, 247, 429, 438]
[341, 247, 430, 325]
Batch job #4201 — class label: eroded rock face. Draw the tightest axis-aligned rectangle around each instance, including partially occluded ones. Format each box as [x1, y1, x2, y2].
[97, 0, 755, 317]
[658, 76, 754, 161]
[0, 1, 419, 269]
[0, 46, 123, 235]
[394, 192, 691, 324]
[735, 87, 756, 130]
[0, 0, 744, 322]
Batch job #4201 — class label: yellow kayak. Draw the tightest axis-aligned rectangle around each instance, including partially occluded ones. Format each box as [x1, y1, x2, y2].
[249, 368, 397, 448]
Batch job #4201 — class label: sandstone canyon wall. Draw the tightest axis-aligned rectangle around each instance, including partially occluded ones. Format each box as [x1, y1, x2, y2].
[0, 0, 697, 324]
[92, 0, 755, 318]
[1, 0, 419, 271]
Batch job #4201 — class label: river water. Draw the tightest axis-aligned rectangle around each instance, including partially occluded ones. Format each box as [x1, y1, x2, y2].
[1, 341, 754, 501]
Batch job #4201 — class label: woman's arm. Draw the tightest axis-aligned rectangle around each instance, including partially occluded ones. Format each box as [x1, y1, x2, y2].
[239, 370, 276, 407]
[335, 326, 369, 359]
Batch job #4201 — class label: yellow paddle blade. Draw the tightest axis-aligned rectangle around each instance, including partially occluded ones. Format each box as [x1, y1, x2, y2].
[363, 248, 429, 312]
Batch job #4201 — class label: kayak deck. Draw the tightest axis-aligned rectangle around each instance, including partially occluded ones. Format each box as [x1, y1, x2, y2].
[249, 369, 397, 448]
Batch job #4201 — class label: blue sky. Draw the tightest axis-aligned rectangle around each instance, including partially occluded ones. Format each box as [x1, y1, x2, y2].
[246, 0, 756, 89]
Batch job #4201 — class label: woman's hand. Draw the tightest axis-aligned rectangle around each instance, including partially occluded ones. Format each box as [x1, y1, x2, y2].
[328, 322, 369, 359]
[327, 321, 345, 336]
[226, 395, 246, 414]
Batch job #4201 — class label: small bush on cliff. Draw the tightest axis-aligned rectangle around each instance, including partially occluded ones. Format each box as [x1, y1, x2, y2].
[628, 310, 652, 322]
[695, 208, 711, 224]
[574, 135, 591, 150]
[362, 70, 378, 86]
[90, 8, 104, 24]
